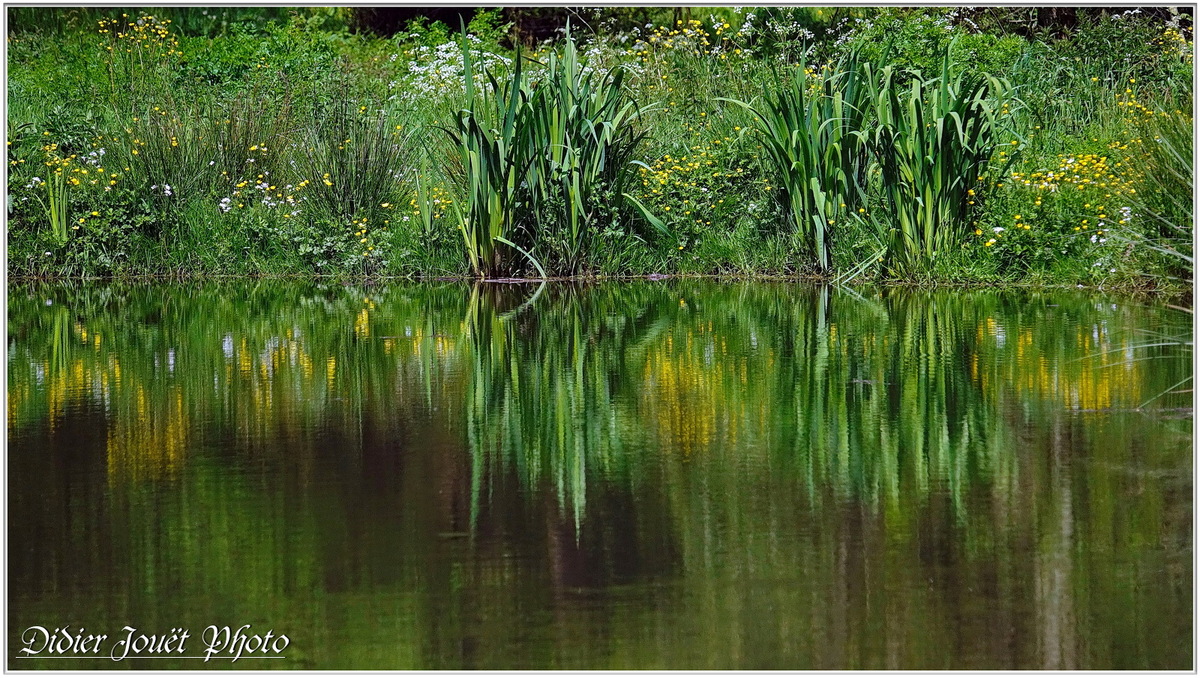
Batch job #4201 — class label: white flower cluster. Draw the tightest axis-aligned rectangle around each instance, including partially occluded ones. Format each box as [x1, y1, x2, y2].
[831, 11, 957, 50]
[81, 148, 106, 167]
[391, 35, 512, 102]
[944, 8, 978, 31]
[764, 16, 815, 42]
[218, 170, 304, 216]
[559, 41, 633, 80]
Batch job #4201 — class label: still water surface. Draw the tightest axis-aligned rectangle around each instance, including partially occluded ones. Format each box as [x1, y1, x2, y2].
[7, 280, 1192, 669]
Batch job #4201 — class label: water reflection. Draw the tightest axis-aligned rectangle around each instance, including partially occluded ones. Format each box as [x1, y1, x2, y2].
[8, 280, 1192, 669]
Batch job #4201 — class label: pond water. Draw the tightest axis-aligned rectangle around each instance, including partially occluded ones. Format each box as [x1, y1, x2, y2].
[7, 280, 1192, 670]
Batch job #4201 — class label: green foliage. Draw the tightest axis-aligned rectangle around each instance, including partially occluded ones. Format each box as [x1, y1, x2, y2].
[826, 8, 960, 74]
[32, 165, 71, 247]
[10, 188, 163, 278]
[1054, 10, 1193, 91]
[440, 28, 647, 277]
[396, 16, 453, 50]
[4, 6, 1193, 287]
[127, 100, 219, 212]
[823, 8, 1026, 78]
[1122, 103, 1194, 281]
[525, 29, 649, 274]
[441, 34, 540, 278]
[738, 7, 828, 64]
[175, 14, 343, 104]
[466, 9, 511, 46]
[208, 88, 297, 188]
[724, 49, 872, 272]
[299, 99, 411, 220]
[95, 14, 184, 111]
[864, 44, 1016, 275]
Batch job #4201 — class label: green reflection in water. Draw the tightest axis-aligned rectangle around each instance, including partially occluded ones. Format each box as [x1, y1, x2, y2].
[8, 280, 1192, 669]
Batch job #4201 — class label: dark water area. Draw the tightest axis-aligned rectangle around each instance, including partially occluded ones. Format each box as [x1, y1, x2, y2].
[7, 280, 1193, 670]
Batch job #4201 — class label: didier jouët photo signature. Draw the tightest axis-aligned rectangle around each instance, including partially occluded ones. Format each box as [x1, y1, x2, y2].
[17, 624, 290, 662]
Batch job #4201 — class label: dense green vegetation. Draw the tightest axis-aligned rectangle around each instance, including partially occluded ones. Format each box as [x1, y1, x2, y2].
[6, 7, 1193, 288]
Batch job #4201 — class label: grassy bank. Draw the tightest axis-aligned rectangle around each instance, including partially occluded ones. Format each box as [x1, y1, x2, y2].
[6, 7, 1193, 291]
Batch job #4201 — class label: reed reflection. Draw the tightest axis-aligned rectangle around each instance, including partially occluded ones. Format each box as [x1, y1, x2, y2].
[8, 280, 1191, 669]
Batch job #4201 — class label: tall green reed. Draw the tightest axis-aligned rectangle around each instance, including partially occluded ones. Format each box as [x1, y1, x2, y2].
[865, 44, 1015, 274]
[722, 50, 872, 273]
[128, 101, 220, 208]
[210, 88, 297, 188]
[441, 34, 544, 278]
[440, 28, 652, 278]
[525, 29, 649, 275]
[299, 98, 411, 220]
[1123, 102, 1193, 277]
[413, 149, 438, 238]
[95, 14, 181, 113]
[32, 163, 71, 246]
